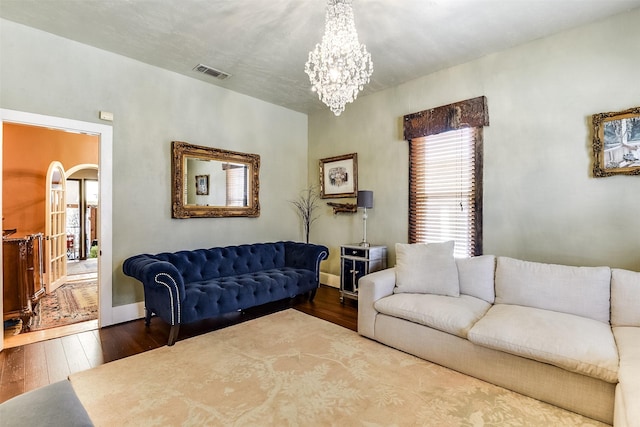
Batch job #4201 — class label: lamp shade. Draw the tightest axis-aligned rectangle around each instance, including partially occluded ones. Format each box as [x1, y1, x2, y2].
[357, 190, 373, 209]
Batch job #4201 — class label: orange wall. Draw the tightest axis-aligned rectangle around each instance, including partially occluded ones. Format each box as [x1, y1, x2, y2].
[2, 123, 99, 236]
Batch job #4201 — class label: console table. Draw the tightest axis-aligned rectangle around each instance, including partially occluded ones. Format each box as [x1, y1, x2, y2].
[340, 244, 387, 303]
[2, 233, 45, 331]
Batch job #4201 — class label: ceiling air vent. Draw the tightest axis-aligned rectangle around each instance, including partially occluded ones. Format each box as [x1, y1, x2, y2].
[193, 64, 231, 80]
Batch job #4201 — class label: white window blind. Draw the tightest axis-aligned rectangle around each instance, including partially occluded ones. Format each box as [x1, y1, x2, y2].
[225, 164, 247, 206]
[409, 127, 481, 258]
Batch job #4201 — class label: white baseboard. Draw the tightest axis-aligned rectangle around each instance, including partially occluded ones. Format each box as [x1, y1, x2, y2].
[320, 272, 340, 288]
[108, 301, 145, 326]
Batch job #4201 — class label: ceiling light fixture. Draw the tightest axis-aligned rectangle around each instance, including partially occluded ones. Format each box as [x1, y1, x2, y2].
[305, 0, 373, 116]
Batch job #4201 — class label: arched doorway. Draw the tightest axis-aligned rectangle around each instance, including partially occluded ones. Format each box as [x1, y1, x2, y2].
[66, 164, 99, 262]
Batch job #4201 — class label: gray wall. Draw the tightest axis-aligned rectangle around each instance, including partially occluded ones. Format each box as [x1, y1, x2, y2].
[2, 9, 639, 310]
[308, 9, 640, 274]
[1, 19, 309, 306]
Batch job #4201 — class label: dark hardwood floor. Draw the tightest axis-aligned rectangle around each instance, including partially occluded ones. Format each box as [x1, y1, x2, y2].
[0, 285, 357, 403]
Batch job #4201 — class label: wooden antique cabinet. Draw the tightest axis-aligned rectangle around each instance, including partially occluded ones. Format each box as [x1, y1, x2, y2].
[340, 244, 387, 303]
[2, 233, 45, 331]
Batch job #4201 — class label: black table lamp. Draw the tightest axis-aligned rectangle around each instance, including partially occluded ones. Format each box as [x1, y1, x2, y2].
[357, 190, 373, 247]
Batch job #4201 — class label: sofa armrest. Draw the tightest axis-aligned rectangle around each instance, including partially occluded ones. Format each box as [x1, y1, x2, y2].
[613, 327, 640, 427]
[123, 255, 186, 325]
[283, 241, 329, 281]
[358, 267, 396, 339]
[0, 380, 93, 427]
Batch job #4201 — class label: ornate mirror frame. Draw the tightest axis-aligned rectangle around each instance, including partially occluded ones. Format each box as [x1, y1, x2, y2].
[592, 106, 640, 177]
[171, 141, 260, 218]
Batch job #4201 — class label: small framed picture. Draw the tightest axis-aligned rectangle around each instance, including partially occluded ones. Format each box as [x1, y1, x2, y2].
[592, 106, 640, 177]
[195, 174, 209, 195]
[319, 153, 358, 198]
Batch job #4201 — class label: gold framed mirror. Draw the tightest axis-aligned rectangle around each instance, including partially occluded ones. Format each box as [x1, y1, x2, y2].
[171, 141, 260, 218]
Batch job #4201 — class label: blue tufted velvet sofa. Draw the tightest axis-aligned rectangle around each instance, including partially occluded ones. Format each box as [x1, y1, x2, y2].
[123, 241, 328, 345]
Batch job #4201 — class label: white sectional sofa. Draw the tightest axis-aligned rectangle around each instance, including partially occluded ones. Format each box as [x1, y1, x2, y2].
[358, 242, 640, 426]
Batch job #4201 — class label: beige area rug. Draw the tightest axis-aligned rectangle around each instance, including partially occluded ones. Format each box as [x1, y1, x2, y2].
[70, 310, 607, 427]
[31, 279, 98, 331]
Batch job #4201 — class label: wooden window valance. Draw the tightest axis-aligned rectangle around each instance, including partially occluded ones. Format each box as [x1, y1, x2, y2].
[403, 96, 489, 140]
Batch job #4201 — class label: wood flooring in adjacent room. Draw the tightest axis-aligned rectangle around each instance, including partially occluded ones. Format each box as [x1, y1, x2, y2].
[3, 258, 99, 348]
[0, 285, 357, 403]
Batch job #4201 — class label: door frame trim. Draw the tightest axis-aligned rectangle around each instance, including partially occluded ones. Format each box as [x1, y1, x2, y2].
[1, 109, 114, 336]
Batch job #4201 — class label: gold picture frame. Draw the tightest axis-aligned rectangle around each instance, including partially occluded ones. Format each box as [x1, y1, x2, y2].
[319, 153, 358, 198]
[195, 174, 209, 195]
[592, 106, 640, 177]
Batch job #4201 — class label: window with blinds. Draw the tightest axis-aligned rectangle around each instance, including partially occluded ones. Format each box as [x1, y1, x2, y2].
[409, 127, 483, 258]
[225, 164, 247, 206]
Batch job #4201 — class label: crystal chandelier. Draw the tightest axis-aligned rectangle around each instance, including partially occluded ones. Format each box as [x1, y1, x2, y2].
[305, 0, 373, 116]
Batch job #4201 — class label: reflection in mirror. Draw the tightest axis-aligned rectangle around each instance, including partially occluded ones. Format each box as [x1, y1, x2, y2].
[172, 141, 260, 218]
[185, 157, 249, 207]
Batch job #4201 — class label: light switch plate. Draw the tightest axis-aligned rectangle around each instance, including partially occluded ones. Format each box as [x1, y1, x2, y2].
[99, 111, 114, 121]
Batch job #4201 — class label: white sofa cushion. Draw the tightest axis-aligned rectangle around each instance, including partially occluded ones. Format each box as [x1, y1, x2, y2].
[374, 293, 490, 338]
[468, 304, 619, 383]
[611, 268, 640, 327]
[495, 257, 611, 323]
[613, 326, 640, 427]
[394, 241, 460, 297]
[456, 255, 495, 303]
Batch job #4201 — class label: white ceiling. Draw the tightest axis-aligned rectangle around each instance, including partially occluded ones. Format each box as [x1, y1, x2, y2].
[2, 0, 639, 114]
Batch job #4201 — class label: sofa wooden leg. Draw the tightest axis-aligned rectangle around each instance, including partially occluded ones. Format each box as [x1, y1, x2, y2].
[168, 324, 180, 346]
[144, 308, 152, 326]
[309, 289, 317, 302]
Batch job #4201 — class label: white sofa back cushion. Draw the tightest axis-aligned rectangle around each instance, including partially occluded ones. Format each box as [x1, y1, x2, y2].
[611, 268, 640, 327]
[394, 241, 460, 297]
[495, 257, 611, 323]
[456, 255, 495, 303]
